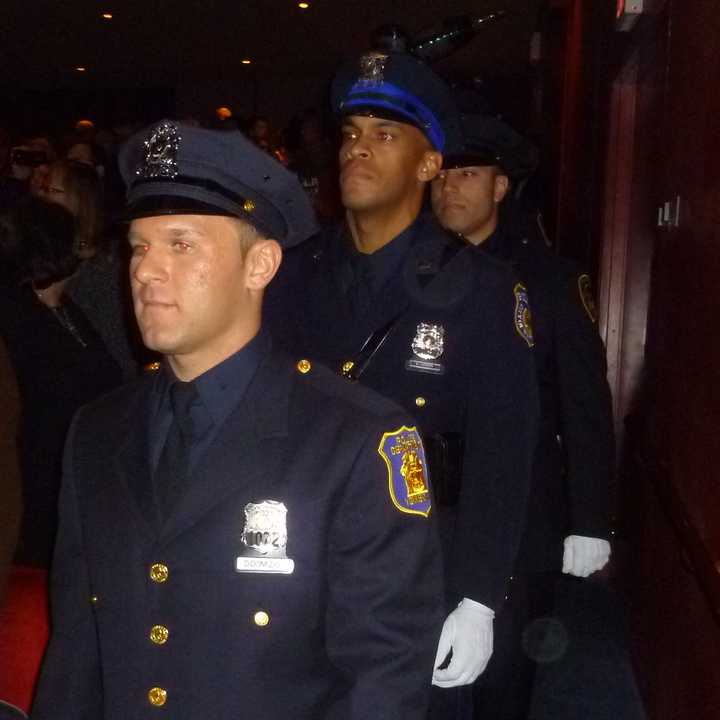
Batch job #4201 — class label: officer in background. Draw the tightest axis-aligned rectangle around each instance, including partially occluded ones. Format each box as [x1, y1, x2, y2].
[432, 113, 614, 719]
[266, 52, 539, 718]
[32, 121, 444, 720]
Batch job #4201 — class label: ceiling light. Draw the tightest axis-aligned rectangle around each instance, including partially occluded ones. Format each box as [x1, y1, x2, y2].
[102, 13, 113, 19]
[75, 67, 87, 72]
[241, 59, 252, 65]
[298, 2, 310, 8]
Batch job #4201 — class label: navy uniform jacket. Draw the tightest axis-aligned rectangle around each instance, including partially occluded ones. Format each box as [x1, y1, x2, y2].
[32, 349, 444, 720]
[482, 227, 614, 571]
[267, 214, 539, 611]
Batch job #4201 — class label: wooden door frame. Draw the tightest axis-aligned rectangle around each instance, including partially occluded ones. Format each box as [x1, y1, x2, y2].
[597, 52, 641, 454]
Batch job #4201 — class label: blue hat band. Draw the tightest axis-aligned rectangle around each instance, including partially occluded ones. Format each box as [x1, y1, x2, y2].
[342, 81, 446, 151]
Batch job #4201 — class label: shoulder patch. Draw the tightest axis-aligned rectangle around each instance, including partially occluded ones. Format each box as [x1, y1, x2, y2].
[578, 274, 597, 323]
[377, 426, 432, 517]
[513, 283, 534, 347]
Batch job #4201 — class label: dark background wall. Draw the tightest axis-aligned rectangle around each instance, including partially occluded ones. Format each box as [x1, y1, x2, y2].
[590, 1, 720, 718]
[0, 0, 544, 132]
[532, 2, 720, 713]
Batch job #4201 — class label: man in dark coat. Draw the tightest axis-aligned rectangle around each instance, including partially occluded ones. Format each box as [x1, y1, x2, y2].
[432, 112, 614, 718]
[266, 51, 539, 717]
[31, 120, 444, 720]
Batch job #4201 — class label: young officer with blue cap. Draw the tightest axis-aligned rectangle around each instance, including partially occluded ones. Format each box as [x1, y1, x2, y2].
[266, 52, 540, 719]
[31, 120, 444, 720]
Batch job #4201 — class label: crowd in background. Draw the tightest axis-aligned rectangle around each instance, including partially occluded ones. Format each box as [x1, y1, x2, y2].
[0, 108, 339, 713]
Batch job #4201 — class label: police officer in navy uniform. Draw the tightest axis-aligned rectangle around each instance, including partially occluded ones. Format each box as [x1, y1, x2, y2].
[266, 52, 539, 718]
[31, 121, 445, 720]
[432, 113, 614, 719]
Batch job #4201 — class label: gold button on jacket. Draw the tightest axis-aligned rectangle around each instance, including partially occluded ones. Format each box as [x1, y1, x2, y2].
[148, 687, 167, 706]
[149, 625, 169, 645]
[149, 563, 169, 583]
[253, 610, 270, 627]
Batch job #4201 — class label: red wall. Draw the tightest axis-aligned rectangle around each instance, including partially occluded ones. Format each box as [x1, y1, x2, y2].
[549, 1, 720, 717]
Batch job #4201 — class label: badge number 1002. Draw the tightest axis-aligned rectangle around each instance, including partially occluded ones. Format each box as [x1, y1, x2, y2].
[244, 531, 283, 550]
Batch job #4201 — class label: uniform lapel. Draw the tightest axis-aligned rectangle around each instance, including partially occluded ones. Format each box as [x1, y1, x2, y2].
[405, 229, 476, 311]
[111, 375, 161, 541]
[158, 352, 292, 546]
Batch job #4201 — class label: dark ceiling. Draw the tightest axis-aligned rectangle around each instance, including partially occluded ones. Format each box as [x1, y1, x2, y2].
[3, 1, 543, 84]
[2, 0, 545, 129]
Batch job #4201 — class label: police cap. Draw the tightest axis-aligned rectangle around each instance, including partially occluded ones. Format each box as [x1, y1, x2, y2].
[331, 51, 461, 153]
[443, 114, 538, 180]
[119, 120, 317, 248]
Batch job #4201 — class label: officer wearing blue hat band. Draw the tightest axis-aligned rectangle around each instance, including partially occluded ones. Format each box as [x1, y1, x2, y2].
[32, 120, 445, 720]
[333, 51, 458, 153]
[267, 52, 540, 719]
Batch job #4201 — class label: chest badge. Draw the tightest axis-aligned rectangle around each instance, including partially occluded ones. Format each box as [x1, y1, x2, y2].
[235, 500, 295, 574]
[405, 322, 446, 375]
[378, 426, 432, 518]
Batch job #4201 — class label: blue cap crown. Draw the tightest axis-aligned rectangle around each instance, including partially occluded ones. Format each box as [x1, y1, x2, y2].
[332, 51, 460, 153]
[119, 121, 317, 248]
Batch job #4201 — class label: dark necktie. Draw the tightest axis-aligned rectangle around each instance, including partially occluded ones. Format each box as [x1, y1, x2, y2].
[154, 381, 198, 518]
[351, 258, 373, 318]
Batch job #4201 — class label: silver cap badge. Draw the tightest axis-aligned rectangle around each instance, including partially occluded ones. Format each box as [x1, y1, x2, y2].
[358, 52, 389, 86]
[136, 120, 181, 179]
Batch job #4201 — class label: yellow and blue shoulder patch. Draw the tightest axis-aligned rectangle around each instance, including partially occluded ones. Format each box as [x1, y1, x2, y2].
[513, 282, 534, 347]
[578, 274, 597, 323]
[377, 426, 432, 517]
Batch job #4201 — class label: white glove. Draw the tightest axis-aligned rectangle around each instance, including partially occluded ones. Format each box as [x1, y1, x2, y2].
[562, 535, 611, 577]
[431, 598, 494, 688]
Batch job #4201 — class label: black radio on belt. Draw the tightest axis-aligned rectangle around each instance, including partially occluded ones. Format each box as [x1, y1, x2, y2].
[423, 432, 464, 507]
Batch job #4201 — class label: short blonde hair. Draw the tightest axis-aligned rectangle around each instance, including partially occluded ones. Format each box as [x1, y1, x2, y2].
[231, 217, 266, 254]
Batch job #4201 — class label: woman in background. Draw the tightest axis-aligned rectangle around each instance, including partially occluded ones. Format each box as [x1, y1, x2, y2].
[0, 197, 121, 713]
[41, 159, 140, 379]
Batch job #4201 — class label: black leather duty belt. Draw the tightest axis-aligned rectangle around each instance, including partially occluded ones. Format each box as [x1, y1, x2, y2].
[423, 432, 464, 508]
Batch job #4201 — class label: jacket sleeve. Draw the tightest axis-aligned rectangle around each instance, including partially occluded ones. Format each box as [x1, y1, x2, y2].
[0, 336, 22, 600]
[324, 416, 444, 720]
[447, 268, 540, 610]
[31, 412, 103, 719]
[553, 266, 614, 539]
